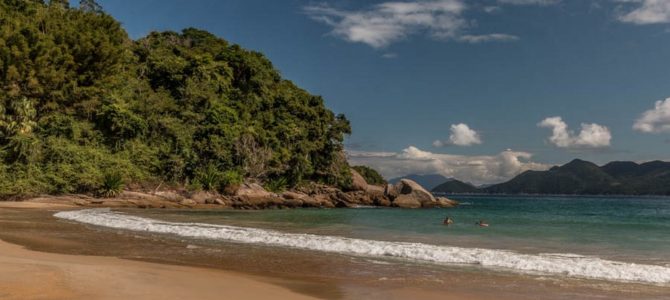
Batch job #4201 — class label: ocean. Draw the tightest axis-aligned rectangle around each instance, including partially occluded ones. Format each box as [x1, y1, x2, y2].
[54, 195, 670, 285]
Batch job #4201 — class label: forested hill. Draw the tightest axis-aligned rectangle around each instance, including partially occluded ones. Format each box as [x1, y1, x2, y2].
[433, 159, 670, 195]
[0, 0, 352, 198]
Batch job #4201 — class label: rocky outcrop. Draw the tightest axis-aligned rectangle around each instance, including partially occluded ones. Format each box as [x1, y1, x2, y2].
[235, 183, 272, 200]
[383, 179, 459, 208]
[350, 169, 368, 191]
[395, 179, 434, 207]
[384, 184, 399, 199]
[29, 175, 457, 210]
[436, 197, 459, 208]
[392, 194, 422, 208]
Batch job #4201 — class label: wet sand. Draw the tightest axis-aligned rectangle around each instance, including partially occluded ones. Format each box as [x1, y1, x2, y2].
[1, 202, 668, 299]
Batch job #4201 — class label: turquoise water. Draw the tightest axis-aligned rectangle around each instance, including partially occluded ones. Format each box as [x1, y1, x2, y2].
[135, 195, 670, 266]
[55, 195, 670, 284]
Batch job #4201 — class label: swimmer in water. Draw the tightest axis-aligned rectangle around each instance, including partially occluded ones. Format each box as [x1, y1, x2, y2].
[476, 220, 489, 227]
[443, 216, 454, 226]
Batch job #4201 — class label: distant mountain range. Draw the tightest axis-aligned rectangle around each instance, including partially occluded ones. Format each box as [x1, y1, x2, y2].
[432, 179, 479, 194]
[430, 159, 670, 195]
[389, 174, 450, 191]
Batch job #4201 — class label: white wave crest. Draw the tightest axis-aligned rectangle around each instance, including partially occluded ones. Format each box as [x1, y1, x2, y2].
[54, 209, 670, 284]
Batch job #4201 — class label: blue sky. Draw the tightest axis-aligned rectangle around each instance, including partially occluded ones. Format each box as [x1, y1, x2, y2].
[97, 0, 670, 183]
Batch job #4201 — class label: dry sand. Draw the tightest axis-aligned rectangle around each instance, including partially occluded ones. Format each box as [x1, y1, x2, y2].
[0, 238, 320, 300]
[0, 201, 324, 300]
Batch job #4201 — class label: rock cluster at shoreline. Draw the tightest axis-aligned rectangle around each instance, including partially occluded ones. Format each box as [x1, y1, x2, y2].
[15, 170, 458, 210]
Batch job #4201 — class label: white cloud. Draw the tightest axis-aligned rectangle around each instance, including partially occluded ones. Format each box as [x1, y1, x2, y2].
[347, 146, 549, 185]
[618, 0, 670, 24]
[433, 123, 482, 147]
[498, 0, 561, 5]
[483, 6, 502, 13]
[633, 98, 670, 133]
[538, 117, 612, 148]
[458, 33, 520, 43]
[304, 0, 519, 48]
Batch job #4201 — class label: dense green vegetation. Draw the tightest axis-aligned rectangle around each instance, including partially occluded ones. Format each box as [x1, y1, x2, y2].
[351, 165, 386, 185]
[0, 0, 352, 198]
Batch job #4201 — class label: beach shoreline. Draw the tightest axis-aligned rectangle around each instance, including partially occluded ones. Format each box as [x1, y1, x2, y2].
[0, 202, 485, 300]
[1, 201, 668, 300]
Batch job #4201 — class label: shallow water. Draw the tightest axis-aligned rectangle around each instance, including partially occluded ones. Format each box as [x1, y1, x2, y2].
[55, 195, 670, 285]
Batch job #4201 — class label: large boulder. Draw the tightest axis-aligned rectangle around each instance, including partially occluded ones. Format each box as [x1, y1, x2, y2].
[189, 191, 218, 204]
[366, 184, 385, 195]
[236, 183, 273, 200]
[436, 197, 459, 208]
[234, 183, 283, 209]
[392, 194, 422, 208]
[373, 195, 391, 207]
[282, 191, 308, 200]
[350, 169, 368, 191]
[393, 179, 436, 208]
[346, 191, 374, 206]
[384, 184, 399, 199]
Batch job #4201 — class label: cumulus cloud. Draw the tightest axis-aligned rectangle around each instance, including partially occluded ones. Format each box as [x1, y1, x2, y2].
[347, 146, 549, 185]
[433, 123, 482, 147]
[633, 98, 670, 133]
[483, 6, 502, 13]
[458, 33, 519, 43]
[303, 0, 519, 48]
[618, 0, 670, 24]
[538, 117, 612, 148]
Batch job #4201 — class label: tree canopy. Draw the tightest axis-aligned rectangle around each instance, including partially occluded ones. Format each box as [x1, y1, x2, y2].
[0, 0, 352, 197]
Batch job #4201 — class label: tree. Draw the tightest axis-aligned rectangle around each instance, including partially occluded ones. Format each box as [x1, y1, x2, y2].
[79, 0, 102, 13]
[0, 1, 352, 197]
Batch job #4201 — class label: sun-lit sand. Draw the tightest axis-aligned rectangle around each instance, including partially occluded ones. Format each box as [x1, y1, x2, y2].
[0, 201, 326, 300]
[0, 237, 320, 300]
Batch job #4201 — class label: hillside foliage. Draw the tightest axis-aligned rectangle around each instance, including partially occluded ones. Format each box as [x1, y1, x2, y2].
[0, 0, 352, 198]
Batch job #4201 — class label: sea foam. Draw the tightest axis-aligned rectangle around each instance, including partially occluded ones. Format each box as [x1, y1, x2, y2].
[54, 209, 670, 285]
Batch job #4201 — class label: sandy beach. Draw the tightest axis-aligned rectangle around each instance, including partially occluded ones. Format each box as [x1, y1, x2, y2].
[0, 238, 321, 300]
[0, 201, 479, 300]
[0, 202, 326, 300]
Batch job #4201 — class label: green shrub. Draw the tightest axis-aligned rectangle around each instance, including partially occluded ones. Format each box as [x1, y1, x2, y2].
[264, 177, 288, 193]
[219, 169, 243, 194]
[195, 164, 221, 191]
[98, 172, 124, 198]
[221, 169, 243, 186]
